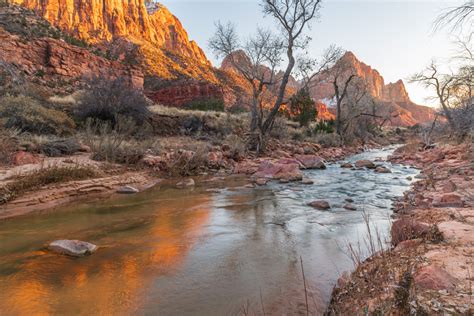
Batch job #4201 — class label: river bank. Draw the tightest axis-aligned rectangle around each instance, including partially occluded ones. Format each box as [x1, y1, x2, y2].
[326, 142, 474, 315]
[0, 137, 372, 220]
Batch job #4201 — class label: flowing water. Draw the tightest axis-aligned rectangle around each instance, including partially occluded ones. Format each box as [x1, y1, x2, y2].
[0, 146, 418, 315]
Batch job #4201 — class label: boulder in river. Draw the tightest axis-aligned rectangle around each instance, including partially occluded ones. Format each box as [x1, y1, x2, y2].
[176, 178, 195, 188]
[255, 178, 269, 186]
[355, 160, 376, 169]
[254, 161, 303, 181]
[295, 155, 326, 169]
[301, 178, 314, 185]
[340, 162, 353, 168]
[308, 200, 331, 210]
[116, 185, 139, 194]
[374, 166, 392, 173]
[48, 240, 98, 257]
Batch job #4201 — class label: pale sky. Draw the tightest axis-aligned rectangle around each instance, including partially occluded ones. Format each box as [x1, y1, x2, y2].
[161, 0, 466, 106]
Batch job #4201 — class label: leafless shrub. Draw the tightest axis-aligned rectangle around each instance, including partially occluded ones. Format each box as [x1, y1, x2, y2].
[0, 128, 19, 165]
[77, 76, 151, 127]
[313, 132, 342, 148]
[167, 145, 210, 177]
[223, 134, 246, 161]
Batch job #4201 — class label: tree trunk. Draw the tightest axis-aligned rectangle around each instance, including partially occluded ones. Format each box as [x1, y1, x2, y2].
[261, 43, 295, 135]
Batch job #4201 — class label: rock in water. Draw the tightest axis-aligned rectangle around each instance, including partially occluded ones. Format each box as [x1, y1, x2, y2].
[343, 204, 357, 211]
[116, 185, 139, 194]
[176, 178, 195, 188]
[374, 166, 392, 173]
[308, 200, 331, 210]
[340, 162, 353, 168]
[48, 240, 98, 257]
[355, 160, 376, 169]
[295, 155, 326, 169]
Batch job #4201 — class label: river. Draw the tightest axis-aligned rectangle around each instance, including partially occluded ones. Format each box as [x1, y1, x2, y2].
[0, 146, 419, 315]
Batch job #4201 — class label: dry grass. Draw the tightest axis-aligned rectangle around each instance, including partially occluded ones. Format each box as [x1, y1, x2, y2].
[167, 145, 210, 177]
[0, 164, 98, 204]
[0, 128, 20, 165]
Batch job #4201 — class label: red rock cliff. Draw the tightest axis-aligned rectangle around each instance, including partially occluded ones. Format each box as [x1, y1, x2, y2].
[11, 0, 209, 65]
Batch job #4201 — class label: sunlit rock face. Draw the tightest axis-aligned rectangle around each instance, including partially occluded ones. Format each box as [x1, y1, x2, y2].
[11, 0, 209, 65]
[316, 102, 336, 121]
[309, 51, 437, 126]
[0, 26, 144, 90]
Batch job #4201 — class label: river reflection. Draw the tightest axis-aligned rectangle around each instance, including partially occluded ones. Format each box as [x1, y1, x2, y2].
[0, 146, 419, 315]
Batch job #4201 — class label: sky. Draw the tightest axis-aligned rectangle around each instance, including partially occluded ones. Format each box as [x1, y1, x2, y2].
[161, 0, 466, 106]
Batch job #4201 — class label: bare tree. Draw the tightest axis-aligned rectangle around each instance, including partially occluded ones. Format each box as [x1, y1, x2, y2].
[296, 45, 344, 90]
[260, 0, 323, 136]
[410, 61, 457, 132]
[434, 1, 474, 32]
[209, 22, 283, 138]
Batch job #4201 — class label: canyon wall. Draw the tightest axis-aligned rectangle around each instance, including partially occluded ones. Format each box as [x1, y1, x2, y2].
[10, 0, 209, 65]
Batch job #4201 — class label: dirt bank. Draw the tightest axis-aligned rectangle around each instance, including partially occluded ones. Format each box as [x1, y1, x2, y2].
[326, 142, 473, 315]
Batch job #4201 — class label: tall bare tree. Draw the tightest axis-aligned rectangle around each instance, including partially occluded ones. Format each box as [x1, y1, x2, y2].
[260, 0, 323, 136]
[434, 1, 474, 32]
[410, 61, 457, 132]
[209, 22, 283, 136]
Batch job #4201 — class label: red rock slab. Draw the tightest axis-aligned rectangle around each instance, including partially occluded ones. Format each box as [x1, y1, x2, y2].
[414, 265, 458, 291]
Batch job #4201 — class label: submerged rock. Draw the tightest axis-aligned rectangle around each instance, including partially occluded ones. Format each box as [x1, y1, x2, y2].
[301, 178, 314, 185]
[48, 240, 98, 257]
[116, 185, 139, 194]
[374, 166, 392, 173]
[308, 200, 331, 210]
[176, 178, 195, 188]
[343, 204, 357, 211]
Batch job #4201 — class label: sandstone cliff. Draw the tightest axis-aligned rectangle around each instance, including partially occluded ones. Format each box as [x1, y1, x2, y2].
[0, 5, 143, 94]
[7, 0, 226, 106]
[10, 0, 209, 65]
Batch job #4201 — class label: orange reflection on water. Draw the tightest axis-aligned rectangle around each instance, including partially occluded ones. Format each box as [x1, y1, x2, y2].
[0, 192, 213, 315]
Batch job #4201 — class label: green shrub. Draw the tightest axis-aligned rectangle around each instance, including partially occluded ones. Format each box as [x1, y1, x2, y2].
[314, 119, 335, 134]
[185, 98, 225, 112]
[0, 95, 75, 135]
[289, 89, 317, 127]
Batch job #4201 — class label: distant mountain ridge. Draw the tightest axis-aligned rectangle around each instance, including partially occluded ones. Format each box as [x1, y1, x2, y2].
[309, 52, 436, 126]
